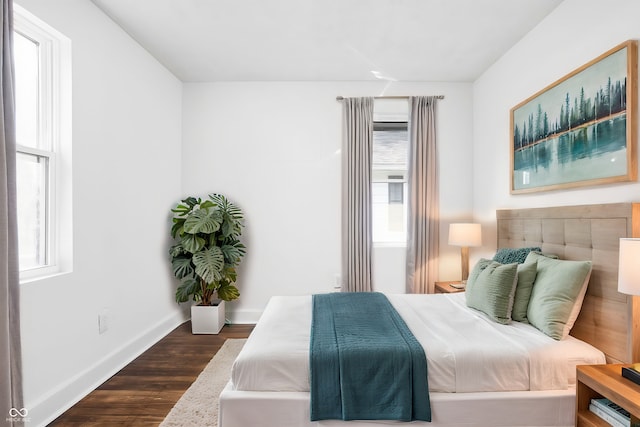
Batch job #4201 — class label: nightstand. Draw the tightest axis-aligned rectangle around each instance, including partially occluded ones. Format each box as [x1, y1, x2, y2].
[434, 281, 465, 294]
[576, 364, 640, 426]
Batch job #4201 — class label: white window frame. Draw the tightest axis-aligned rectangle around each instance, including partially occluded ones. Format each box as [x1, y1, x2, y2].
[14, 5, 72, 282]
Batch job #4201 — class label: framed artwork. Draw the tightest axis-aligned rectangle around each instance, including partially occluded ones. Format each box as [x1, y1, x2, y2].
[510, 40, 638, 194]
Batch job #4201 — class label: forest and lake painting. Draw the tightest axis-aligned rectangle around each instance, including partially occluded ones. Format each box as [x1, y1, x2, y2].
[511, 42, 636, 193]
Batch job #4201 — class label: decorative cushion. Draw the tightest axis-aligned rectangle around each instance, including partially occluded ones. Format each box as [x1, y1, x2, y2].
[511, 261, 538, 322]
[524, 251, 592, 340]
[533, 251, 559, 259]
[465, 259, 518, 324]
[493, 247, 542, 264]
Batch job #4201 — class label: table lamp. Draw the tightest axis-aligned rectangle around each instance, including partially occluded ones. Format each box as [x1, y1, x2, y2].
[448, 223, 482, 283]
[618, 237, 640, 386]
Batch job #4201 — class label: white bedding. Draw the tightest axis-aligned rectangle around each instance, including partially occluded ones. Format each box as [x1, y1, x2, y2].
[231, 293, 605, 393]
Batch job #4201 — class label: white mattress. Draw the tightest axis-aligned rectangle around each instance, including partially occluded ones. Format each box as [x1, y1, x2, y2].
[231, 293, 605, 393]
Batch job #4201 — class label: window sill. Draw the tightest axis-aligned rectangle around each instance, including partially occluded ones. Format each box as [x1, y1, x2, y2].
[373, 242, 407, 249]
[20, 268, 71, 285]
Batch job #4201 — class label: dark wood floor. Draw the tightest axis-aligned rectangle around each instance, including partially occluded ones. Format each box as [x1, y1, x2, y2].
[49, 322, 254, 426]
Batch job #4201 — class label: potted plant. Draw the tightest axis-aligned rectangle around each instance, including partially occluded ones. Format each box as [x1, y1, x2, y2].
[169, 193, 246, 334]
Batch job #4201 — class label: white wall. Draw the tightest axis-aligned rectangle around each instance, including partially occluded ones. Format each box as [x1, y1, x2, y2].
[13, 1, 185, 425]
[473, 0, 640, 258]
[21, 0, 635, 422]
[182, 81, 474, 322]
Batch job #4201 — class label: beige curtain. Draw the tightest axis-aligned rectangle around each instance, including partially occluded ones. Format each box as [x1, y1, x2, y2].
[341, 97, 373, 292]
[406, 96, 439, 294]
[0, 0, 24, 425]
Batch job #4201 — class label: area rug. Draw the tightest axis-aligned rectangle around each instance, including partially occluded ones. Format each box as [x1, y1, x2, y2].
[159, 338, 246, 427]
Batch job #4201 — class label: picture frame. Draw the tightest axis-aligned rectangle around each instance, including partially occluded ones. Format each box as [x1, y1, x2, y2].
[510, 40, 638, 194]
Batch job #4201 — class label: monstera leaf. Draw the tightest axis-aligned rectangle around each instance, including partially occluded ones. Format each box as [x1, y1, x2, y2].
[171, 197, 200, 216]
[217, 282, 240, 301]
[211, 194, 243, 237]
[175, 278, 200, 303]
[169, 243, 187, 258]
[181, 233, 206, 254]
[184, 207, 223, 235]
[221, 242, 245, 265]
[170, 217, 185, 239]
[192, 246, 224, 284]
[171, 256, 194, 279]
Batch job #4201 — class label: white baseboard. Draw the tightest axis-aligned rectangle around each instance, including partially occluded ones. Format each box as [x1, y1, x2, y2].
[27, 309, 188, 427]
[226, 308, 262, 325]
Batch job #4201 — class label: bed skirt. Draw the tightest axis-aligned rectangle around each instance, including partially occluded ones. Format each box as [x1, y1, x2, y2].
[218, 381, 576, 427]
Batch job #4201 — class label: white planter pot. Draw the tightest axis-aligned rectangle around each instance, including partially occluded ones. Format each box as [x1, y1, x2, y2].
[191, 301, 225, 334]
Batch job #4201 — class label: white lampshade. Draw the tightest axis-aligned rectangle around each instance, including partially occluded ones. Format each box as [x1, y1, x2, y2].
[618, 238, 640, 296]
[448, 223, 482, 247]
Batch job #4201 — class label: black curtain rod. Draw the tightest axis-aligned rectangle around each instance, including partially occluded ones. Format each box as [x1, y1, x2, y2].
[335, 95, 444, 101]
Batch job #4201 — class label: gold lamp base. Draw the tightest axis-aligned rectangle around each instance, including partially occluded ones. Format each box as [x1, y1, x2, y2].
[460, 246, 470, 281]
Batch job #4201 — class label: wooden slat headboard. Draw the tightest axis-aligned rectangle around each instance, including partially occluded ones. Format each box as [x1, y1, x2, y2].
[496, 203, 640, 364]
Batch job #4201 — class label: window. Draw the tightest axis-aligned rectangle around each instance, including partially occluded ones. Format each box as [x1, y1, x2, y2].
[388, 180, 403, 204]
[372, 122, 408, 243]
[14, 6, 72, 281]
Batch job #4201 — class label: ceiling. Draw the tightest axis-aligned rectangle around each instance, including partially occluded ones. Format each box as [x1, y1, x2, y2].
[90, 0, 564, 83]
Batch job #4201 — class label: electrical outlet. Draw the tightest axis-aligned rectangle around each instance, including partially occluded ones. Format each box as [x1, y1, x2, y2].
[98, 310, 109, 334]
[333, 274, 342, 290]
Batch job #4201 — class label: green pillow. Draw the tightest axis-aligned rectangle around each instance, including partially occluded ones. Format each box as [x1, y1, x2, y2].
[534, 251, 559, 259]
[493, 247, 541, 264]
[524, 252, 592, 340]
[510, 261, 537, 322]
[465, 259, 518, 324]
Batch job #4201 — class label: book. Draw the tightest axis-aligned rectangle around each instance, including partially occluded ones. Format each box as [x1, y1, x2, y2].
[622, 366, 640, 386]
[591, 398, 631, 427]
[589, 403, 629, 427]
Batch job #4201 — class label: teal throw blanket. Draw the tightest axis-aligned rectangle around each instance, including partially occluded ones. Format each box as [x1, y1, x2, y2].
[310, 292, 431, 422]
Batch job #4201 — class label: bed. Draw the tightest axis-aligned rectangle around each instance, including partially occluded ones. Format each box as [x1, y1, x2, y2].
[218, 203, 640, 427]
